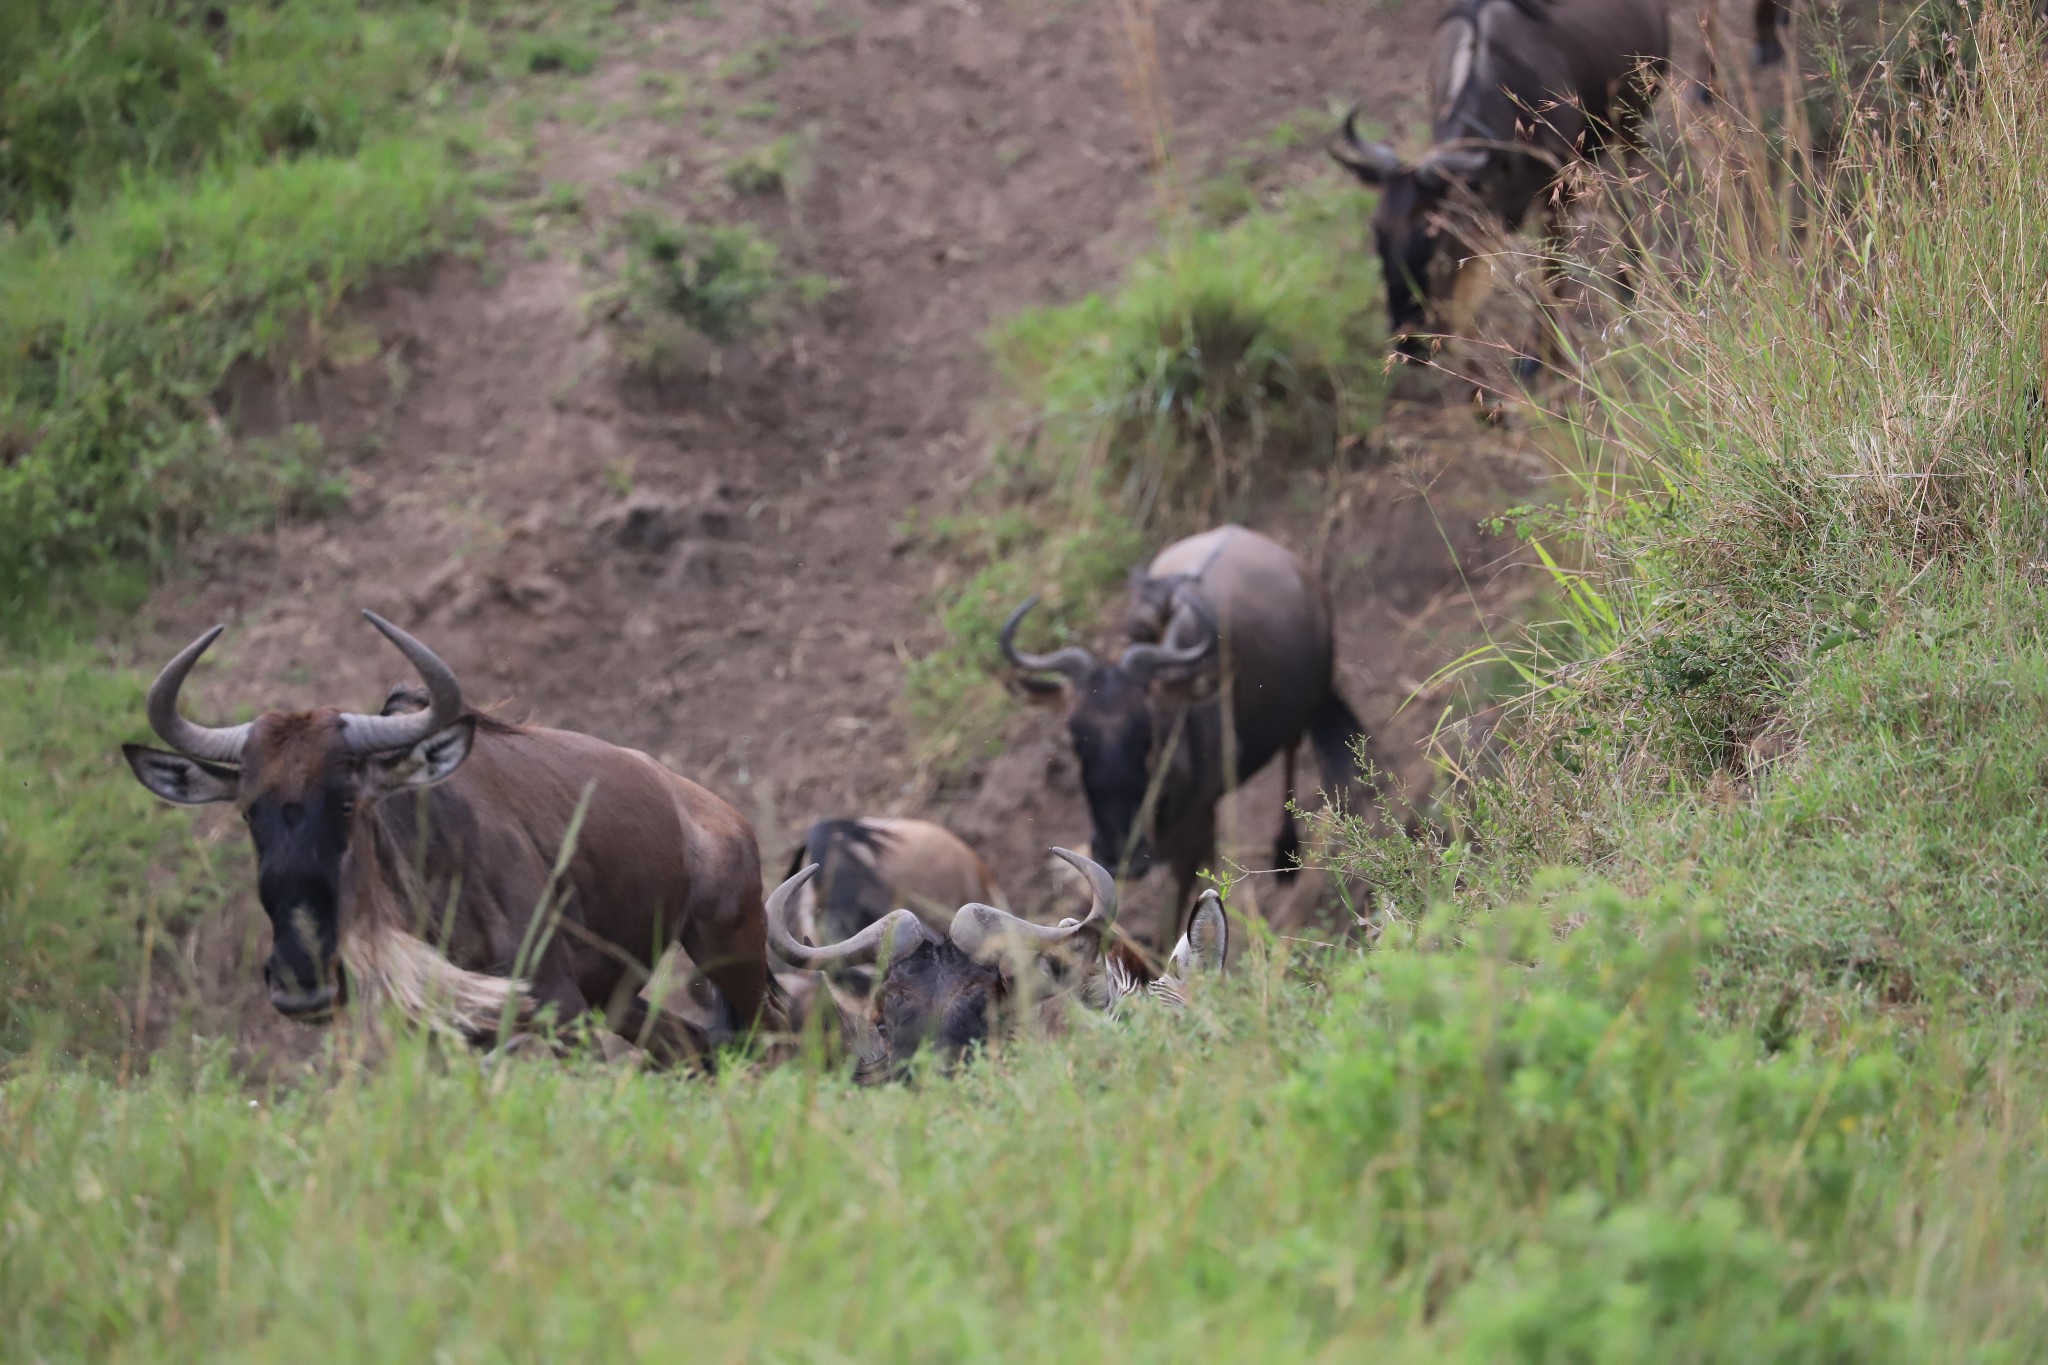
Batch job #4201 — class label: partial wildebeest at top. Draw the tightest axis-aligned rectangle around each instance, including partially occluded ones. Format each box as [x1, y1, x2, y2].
[781, 818, 1007, 994]
[765, 848, 1227, 1082]
[122, 612, 780, 1063]
[1003, 524, 1377, 949]
[1328, 0, 1669, 357]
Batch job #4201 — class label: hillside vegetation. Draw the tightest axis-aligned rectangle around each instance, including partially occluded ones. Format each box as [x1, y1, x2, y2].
[7, 3, 2048, 1360]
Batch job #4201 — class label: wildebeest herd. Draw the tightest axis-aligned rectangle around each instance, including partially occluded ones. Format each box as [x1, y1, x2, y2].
[124, 0, 1727, 1077]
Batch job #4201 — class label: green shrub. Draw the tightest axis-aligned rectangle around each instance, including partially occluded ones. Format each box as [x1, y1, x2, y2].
[515, 33, 598, 76]
[620, 214, 788, 345]
[994, 184, 1383, 517]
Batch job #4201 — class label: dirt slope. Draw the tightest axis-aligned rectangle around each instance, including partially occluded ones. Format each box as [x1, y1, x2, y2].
[131, 0, 1653, 1058]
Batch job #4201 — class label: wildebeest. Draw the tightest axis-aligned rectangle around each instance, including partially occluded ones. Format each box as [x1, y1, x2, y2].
[765, 848, 1227, 1081]
[1002, 525, 1371, 946]
[1327, 0, 1669, 355]
[121, 611, 778, 1061]
[783, 817, 1007, 946]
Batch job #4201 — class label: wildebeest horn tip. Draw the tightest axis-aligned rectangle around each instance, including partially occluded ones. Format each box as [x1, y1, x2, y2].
[145, 623, 253, 764]
[340, 611, 465, 754]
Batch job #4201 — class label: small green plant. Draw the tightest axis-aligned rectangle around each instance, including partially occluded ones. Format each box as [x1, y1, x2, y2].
[724, 136, 806, 197]
[616, 214, 804, 347]
[994, 182, 1383, 518]
[516, 34, 599, 76]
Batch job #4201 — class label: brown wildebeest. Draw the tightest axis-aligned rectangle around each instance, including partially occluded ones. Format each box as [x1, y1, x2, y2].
[783, 817, 1007, 943]
[1328, 0, 1669, 359]
[765, 849, 1227, 1082]
[1002, 525, 1376, 947]
[121, 611, 777, 1062]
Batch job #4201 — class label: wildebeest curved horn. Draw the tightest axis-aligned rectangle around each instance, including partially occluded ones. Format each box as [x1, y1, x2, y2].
[1119, 596, 1218, 682]
[999, 596, 1098, 682]
[145, 625, 253, 764]
[1417, 142, 1490, 180]
[765, 864, 938, 969]
[947, 847, 1115, 962]
[1327, 104, 1402, 181]
[337, 610, 466, 754]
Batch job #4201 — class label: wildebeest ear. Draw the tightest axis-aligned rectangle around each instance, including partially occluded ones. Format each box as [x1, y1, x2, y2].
[123, 744, 239, 805]
[1171, 889, 1229, 980]
[371, 717, 476, 791]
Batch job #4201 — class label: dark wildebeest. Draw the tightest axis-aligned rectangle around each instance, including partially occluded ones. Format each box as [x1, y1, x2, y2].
[765, 849, 1226, 1082]
[1002, 525, 1372, 947]
[122, 612, 777, 1061]
[1751, 0, 1791, 65]
[1328, 0, 1669, 357]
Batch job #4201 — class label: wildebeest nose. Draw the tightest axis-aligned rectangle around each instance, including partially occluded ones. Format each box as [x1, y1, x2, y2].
[264, 958, 337, 1021]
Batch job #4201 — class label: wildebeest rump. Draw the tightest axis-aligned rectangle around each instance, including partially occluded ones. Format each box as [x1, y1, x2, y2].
[121, 612, 777, 1061]
[784, 817, 1007, 945]
[1003, 525, 1374, 946]
[1328, 0, 1669, 352]
[765, 849, 1227, 1082]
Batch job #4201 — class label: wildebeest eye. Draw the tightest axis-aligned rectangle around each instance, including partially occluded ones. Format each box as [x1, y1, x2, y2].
[337, 797, 356, 820]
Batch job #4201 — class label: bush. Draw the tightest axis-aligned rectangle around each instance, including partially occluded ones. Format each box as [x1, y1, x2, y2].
[620, 214, 788, 345]
[994, 184, 1384, 518]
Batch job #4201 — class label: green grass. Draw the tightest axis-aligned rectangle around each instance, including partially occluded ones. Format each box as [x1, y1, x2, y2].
[993, 181, 1383, 519]
[0, 0, 622, 611]
[0, 140, 469, 606]
[1333, 8, 2048, 1032]
[604, 214, 835, 371]
[6, 885, 2047, 1359]
[0, 651, 236, 1062]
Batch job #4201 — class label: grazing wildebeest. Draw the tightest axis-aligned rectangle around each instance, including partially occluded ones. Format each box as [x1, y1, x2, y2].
[1327, 0, 1669, 356]
[121, 611, 778, 1061]
[765, 849, 1227, 1081]
[780, 817, 1008, 997]
[1001, 525, 1371, 946]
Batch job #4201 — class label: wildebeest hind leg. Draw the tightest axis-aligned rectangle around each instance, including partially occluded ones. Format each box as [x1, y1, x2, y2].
[1274, 742, 1302, 883]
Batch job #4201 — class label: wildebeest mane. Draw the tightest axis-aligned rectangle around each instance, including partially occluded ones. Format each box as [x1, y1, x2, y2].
[345, 781, 528, 1040]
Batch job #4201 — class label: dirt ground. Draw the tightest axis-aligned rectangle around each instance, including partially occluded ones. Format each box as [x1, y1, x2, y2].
[133, 0, 1754, 1063]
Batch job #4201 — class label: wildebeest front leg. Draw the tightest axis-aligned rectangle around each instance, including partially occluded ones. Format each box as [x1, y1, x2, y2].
[1753, 0, 1787, 66]
[678, 881, 776, 1035]
[1158, 806, 1218, 952]
[1520, 196, 1578, 379]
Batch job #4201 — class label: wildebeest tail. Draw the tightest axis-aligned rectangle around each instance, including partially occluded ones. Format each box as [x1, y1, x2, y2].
[1307, 690, 1366, 796]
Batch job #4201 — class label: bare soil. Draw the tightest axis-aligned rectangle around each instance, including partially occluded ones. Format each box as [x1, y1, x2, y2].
[133, 0, 1756, 1063]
